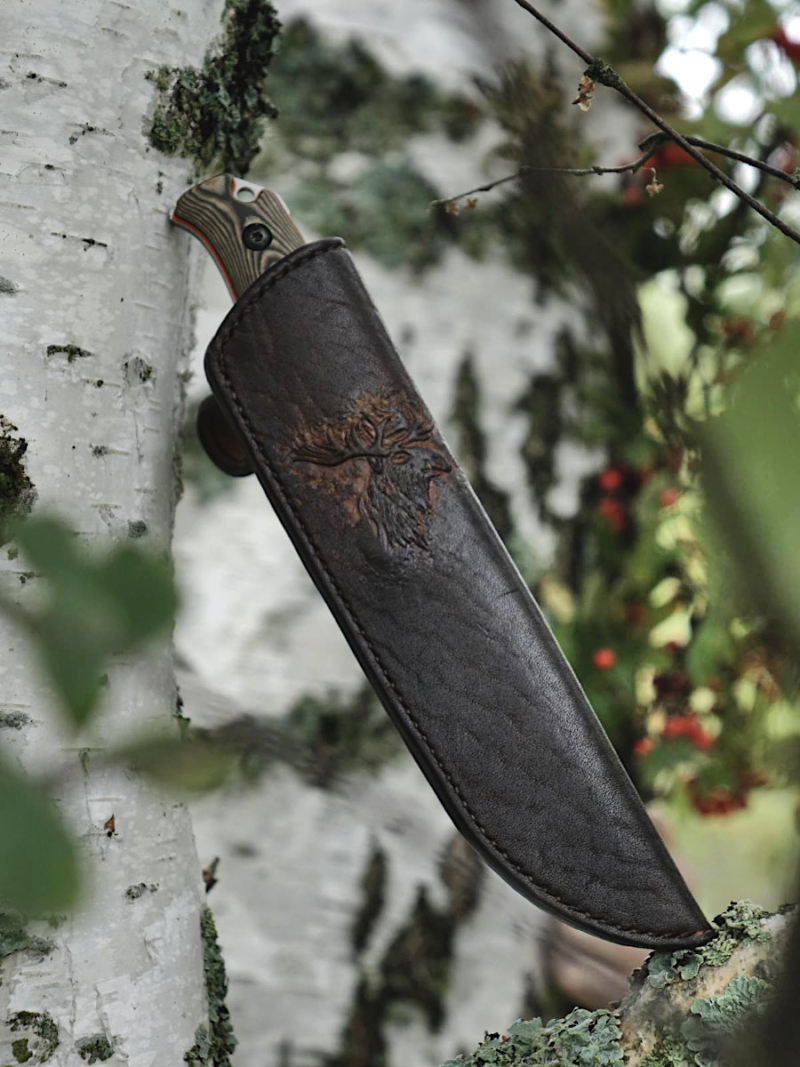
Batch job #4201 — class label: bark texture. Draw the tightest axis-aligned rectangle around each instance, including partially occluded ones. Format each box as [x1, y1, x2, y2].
[0, 1, 221, 1063]
[441, 902, 790, 1067]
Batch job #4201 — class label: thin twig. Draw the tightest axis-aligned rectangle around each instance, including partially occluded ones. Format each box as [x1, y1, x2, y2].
[431, 131, 799, 210]
[431, 147, 662, 208]
[508, 0, 800, 245]
[638, 132, 800, 189]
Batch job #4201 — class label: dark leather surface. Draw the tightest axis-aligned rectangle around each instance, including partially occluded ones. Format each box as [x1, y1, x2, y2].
[204, 238, 715, 950]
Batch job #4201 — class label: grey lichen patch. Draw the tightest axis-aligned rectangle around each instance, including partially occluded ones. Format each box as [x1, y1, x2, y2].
[7, 1013, 59, 1063]
[67, 123, 110, 145]
[442, 1012, 624, 1067]
[0, 277, 18, 295]
[75, 1035, 114, 1063]
[0, 417, 36, 547]
[184, 908, 236, 1066]
[124, 882, 158, 900]
[0, 711, 30, 730]
[123, 356, 154, 385]
[45, 344, 91, 362]
[643, 901, 772, 991]
[146, 0, 281, 175]
[680, 976, 769, 1067]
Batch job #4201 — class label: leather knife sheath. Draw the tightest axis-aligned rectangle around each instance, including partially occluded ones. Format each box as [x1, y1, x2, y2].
[201, 234, 714, 950]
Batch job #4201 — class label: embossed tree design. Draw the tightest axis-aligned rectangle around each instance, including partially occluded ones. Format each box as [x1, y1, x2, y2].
[293, 395, 452, 550]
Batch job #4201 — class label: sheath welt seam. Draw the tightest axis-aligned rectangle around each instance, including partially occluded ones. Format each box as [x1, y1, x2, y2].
[210, 247, 707, 944]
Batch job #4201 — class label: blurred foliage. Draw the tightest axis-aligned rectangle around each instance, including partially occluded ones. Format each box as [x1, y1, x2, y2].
[0, 752, 79, 915]
[2, 517, 177, 727]
[240, 684, 404, 787]
[511, 0, 800, 821]
[264, 18, 481, 161]
[248, 17, 474, 271]
[0, 517, 178, 917]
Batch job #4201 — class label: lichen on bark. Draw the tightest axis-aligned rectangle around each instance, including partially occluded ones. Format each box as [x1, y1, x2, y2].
[184, 908, 236, 1067]
[146, 0, 281, 174]
[0, 417, 35, 547]
[438, 902, 791, 1067]
[5, 1013, 59, 1064]
[75, 1035, 114, 1063]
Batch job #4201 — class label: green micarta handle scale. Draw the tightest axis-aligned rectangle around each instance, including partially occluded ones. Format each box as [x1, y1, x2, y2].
[171, 173, 305, 300]
[171, 174, 307, 475]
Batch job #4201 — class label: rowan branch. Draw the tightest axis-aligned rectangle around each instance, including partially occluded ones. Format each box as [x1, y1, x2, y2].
[503, 0, 800, 245]
[431, 148, 662, 209]
[431, 131, 800, 211]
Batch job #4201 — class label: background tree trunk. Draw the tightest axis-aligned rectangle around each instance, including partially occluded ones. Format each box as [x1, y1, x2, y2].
[0, 1, 221, 1062]
[174, 2, 643, 1065]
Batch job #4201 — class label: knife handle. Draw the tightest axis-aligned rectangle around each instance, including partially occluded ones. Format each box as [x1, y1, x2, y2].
[172, 175, 307, 475]
[171, 174, 306, 300]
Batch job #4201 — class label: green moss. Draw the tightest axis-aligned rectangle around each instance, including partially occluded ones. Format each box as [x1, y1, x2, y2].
[0, 417, 35, 547]
[644, 901, 772, 991]
[75, 1037, 114, 1064]
[7, 1013, 59, 1063]
[11, 1040, 31, 1064]
[184, 908, 236, 1066]
[45, 344, 91, 362]
[147, 0, 281, 174]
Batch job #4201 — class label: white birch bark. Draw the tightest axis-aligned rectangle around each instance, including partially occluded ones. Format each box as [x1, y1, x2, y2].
[0, 1, 221, 1063]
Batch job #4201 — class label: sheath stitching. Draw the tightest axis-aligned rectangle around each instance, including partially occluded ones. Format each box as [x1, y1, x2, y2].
[211, 241, 709, 944]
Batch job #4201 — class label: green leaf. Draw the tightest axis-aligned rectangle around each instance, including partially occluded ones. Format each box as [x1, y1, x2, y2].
[118, 735, 236, 794]
[700, 323, 800, 653]
[3, 517, 178, 728]
[687, 611, 737, 685]
[0, 753, 79, 915]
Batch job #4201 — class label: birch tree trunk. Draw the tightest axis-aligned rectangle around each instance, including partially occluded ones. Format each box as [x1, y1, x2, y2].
[0, 1, 221, 1063]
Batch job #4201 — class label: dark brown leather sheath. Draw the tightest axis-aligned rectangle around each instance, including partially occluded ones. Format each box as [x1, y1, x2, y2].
[204, 238, 713, 950]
